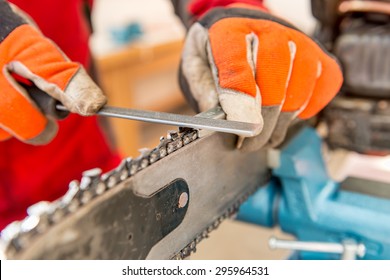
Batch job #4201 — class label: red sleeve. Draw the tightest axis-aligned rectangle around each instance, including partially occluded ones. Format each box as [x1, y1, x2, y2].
[189, 0, 265, 18]
[9, 0, 91, 67]
[86, 0, 93, 9]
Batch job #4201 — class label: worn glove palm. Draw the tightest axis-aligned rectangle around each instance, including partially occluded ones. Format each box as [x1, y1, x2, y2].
[180, 3, 343, 150]
[0, 0, 106, 145]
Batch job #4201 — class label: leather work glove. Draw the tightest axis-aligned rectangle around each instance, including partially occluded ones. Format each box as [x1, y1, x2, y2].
[0, 0, 106, 145]
[179, 1, 343, 150]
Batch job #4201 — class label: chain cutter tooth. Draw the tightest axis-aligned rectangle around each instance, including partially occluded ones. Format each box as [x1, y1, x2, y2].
[80, 168, 103, 204]
[1, 128, 204, 259]
[114, 158, 131, 182]
[171, 184, 260, 260]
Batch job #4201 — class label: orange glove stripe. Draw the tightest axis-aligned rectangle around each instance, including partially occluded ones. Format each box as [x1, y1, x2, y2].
[299, 54, 343, 119]
[209, 18, 258, 98]
[0, 78, 47, 140]
[1, 25, 79, 91]
[209, 18, 292, 104]
[209, 18, 342, 112]
[281, 29, 319, 112]
[254, 21, 291, 106]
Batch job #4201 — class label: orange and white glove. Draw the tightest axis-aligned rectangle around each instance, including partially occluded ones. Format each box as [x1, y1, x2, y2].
[179, 2, 343, 150]
[0, 0, 106, 145]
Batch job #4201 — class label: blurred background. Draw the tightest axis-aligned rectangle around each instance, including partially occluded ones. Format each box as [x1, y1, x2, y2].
[89, 0, 315, 260]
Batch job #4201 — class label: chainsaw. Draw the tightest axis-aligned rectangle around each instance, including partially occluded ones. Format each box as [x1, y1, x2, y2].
[0, 89, 271, 260]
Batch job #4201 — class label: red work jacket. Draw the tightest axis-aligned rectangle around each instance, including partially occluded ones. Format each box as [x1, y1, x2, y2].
[0, 0, 121, 230]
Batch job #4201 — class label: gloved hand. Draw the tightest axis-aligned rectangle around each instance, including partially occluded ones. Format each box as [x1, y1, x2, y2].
[0, 0, 106, 145]
[179, 1, 343, 150]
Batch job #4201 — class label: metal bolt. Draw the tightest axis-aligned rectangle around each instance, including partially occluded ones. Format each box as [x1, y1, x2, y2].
[120, 169, 128, 181]
[82, 168, 102, 179]
[182, 247, 189, 256]
[50, 208, 64, 223]
[67, 200, 79, 213]
[190, 241, 196, 249]
[130, 164, 138, 175]
[168, 131, 178, 140]
[178, 192, 189, 208]
[183, 135, 191, 145]
[81, 191, 93, 204]
[21, 216, 39, 232]
[107, 176, 117, 188]
[95, 182, 106, 195]
[167, 143, 175, 154]
[141, 158, 149, 169]
[62, 181, 80, 205]
[159, 147, 167, 158]
[149, 153, 158, 163]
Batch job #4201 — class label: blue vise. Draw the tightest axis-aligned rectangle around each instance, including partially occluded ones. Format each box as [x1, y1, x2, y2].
[237, 127, 390, 259]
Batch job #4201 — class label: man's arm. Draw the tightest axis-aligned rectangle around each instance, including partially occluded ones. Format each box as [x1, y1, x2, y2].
[0, 0, 105, 144]
[171, 0, 343, 150]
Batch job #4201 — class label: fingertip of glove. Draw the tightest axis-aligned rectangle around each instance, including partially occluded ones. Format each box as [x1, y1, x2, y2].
[74, 89, 107, 116]
[64, 68, 107, 116]
[219, 91, 263, 126]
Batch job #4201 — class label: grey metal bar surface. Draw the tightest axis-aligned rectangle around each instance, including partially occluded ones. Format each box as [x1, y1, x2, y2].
[4, 131, 269, 259]
[56, 105, 262, 137]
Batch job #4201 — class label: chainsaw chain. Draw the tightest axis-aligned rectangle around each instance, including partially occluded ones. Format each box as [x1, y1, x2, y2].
[1, 127, 260, 260]
[172, 183, 259, 260]
[0, 127, 199, 258]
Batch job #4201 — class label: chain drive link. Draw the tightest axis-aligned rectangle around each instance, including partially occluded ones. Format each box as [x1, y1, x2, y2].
[1, 127, 257, 259]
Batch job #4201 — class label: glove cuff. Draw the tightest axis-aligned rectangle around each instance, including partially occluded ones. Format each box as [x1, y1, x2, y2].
[188, 0, 266, 18]
[0, 0, 26, 43]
